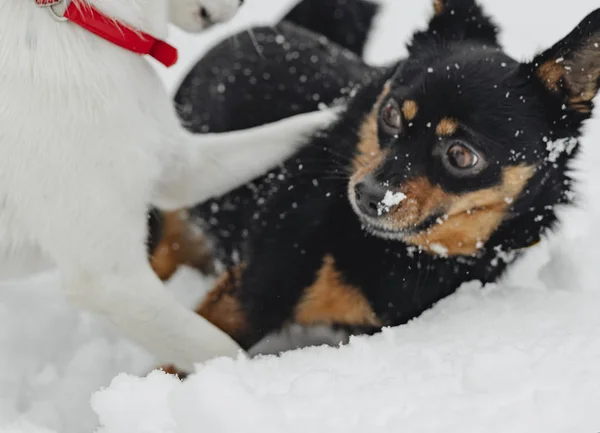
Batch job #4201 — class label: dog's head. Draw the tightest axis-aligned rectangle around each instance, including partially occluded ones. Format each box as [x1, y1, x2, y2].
[347, 0, 600, 256]
[169, 0, 242, 32]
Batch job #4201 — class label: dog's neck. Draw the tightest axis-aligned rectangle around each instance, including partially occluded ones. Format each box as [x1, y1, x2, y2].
[0, 0, 174, 118]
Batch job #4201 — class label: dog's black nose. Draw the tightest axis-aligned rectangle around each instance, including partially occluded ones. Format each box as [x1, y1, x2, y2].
[199, 7, 211, 21]
[354, 177, 389, 218]
[239, 0, 244, 4]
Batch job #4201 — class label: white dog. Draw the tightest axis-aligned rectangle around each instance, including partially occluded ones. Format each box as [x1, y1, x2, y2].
[0, 0, 336, 370]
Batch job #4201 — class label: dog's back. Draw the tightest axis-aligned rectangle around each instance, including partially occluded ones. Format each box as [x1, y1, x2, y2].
[174, 0, 381, 134]
[177, 0, 382, 265]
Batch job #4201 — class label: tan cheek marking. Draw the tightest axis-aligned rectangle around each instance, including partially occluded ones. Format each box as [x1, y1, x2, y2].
[295, 255, 382, 327]
[402, 100, 418, 121]
[356, 81, 391, 156]
[386, 177, 449, 228]
[449, 165, 535, 215]
[150, 210, 215, 281]
[351, 149, 387, 188]
[435, 118, 458, 136]
[355, 112, 379, 158]
[351, 81, 392, 182]
[352, 105, 387, 185]
[195, 264, 252, 348]
[406, 205, 507, 256]
[405, 165, 535, 256]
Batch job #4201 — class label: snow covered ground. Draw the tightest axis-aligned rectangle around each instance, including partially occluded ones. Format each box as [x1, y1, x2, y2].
[3, 0, 600, 432]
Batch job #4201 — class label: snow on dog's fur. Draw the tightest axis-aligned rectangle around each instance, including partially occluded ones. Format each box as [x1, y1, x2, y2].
[0, 0, 337, 370]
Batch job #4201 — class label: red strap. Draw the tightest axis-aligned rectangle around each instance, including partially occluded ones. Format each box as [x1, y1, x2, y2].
[37, 1, 178, 67]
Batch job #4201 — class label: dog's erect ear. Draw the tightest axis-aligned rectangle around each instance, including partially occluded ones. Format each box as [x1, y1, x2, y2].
[526, 9, 600, 114]
[409, 0, 499, 49]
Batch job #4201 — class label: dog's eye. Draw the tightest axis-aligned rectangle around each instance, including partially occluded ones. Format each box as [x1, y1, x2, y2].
[380, 99, 402, 135]
[447, 143, 478, 169]
[439, 140, 486, 176]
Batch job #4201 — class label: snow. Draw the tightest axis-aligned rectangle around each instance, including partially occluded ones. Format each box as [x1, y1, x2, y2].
[90, 281, 600, 433]
[3, 0, 600, 432]
[378, 190, 407, 215]
[429, 242, 449, 257]
[545, 136, 578, 163]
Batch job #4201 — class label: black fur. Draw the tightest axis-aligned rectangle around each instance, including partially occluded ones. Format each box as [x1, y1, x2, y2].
[147, 0, 382, 255]
[172, 0, 600, 350]
[284, 0, 380, 56]
[172, 6, 383, 259]
[146, 208, 163, 256]
[174, 24, 381, 135]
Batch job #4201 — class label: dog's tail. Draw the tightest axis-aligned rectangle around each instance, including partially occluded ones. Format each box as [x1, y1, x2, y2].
[282, 0, 380, 57]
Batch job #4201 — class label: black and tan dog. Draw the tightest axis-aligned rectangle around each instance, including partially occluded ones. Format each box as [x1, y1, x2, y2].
[150, 0, 600, 365]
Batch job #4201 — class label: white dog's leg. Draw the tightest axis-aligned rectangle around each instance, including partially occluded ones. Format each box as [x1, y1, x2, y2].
[154, 108, 340, 209]
[35, 194, 241, 371]
[62, 265, 241, 370]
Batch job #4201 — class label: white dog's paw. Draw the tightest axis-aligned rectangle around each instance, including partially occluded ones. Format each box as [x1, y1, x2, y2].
[287, 105, 346, 136]
[170, 0, 242, 33]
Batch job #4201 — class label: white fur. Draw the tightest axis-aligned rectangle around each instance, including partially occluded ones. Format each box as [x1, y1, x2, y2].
[169, 0, 240, 32]
[0, 0, 338, 370]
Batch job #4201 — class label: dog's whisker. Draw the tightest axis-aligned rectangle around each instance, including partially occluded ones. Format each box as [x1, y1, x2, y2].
[268, 25, 285, 41]
[229, 33, 241, 51]
[318, 146, 355, 164]
[246, 29, 265, 60]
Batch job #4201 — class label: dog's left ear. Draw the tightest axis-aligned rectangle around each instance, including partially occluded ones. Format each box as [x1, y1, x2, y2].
[410, 0, 499, 49]
[525, 9, 600, 115]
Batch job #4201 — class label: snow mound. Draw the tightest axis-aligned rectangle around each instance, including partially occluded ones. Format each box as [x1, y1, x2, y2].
[91, 273, 600, 433]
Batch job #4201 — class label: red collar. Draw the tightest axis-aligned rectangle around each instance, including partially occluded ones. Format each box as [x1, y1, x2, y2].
[35, 0, 178, 67]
